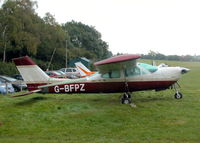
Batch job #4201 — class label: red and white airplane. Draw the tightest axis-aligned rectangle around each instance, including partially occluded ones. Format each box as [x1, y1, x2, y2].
[12, 54, 190, 104]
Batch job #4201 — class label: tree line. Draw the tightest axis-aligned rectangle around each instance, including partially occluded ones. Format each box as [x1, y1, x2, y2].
[0, 0, 112, 70]
[141, 51, 200, 62]
[0, 0, 199, 76]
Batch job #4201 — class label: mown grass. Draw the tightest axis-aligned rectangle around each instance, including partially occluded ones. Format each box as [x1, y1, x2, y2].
[0, 60, 200, 143]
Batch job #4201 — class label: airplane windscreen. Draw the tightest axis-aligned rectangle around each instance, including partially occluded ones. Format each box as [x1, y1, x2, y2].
[138, 63, 158, 73]
[125, 63, 156, 77]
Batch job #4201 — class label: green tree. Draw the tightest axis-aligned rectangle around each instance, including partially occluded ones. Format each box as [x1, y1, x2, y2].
[0, 0, 40, 61]
[62, 21, 112, 61]
[36, 12, 66, 68]
[0, 0, 112, 71]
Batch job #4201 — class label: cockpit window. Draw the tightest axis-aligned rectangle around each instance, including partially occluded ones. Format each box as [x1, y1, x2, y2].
[102, 70, 120, 78]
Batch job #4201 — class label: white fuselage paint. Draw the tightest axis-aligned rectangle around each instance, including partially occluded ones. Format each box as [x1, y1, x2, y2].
[17, 64, 184, 90]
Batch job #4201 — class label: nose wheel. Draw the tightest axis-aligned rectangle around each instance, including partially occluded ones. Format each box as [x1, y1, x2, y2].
[174, 91, 183, 99]
[173, 83, 183, 99]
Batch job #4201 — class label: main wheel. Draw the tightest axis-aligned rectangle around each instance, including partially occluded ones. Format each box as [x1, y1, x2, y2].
[121, 98, 131, 104]
[174, 92, 183, 99]
[121, 93, 131, 104]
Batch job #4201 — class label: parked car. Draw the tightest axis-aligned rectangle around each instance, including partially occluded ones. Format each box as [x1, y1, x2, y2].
[45, 71, 67, 78]
[0, 78, 15, 94]
[56, 70, 66, 75]
[11, 74, 24, 80]
[0, 75, 27, 92]
[59, 68, 80, 78]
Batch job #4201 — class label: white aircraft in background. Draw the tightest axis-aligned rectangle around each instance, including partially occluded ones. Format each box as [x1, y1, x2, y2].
[75, 62, 95, 77]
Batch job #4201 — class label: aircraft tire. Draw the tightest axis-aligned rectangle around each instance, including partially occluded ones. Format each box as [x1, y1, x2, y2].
[121, 93, 131, 104]
[174, 92, 183, 99]
[121, 98, 131, 104]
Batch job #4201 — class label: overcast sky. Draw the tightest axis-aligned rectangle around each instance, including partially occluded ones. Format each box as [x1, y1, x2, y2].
[2, 0, 200, 55]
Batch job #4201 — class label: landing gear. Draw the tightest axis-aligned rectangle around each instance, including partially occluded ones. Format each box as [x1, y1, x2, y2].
[121, 92, 131, 104]
[121, 82, 136, 107]
[173, 83, 183, 99]
[174, 91, 183, 99]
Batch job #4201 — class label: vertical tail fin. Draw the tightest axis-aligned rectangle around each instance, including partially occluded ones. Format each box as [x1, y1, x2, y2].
[13, 56, 50, 90]
[75, 62, 94, 77]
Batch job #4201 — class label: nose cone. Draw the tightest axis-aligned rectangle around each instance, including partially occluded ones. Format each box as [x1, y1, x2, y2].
[180, 67, 190, 74]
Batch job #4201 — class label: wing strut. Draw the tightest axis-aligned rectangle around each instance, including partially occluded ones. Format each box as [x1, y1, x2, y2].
[12, 89, 41, 97]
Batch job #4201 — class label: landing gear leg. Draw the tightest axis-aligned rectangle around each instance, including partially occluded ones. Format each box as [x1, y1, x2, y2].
[173, 83, 183, 99]
[121, 81, 136, 107]
[121, 92, 131, 104]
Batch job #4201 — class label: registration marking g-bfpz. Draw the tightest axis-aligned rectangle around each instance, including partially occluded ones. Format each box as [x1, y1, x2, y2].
[54, 84, 85, 93]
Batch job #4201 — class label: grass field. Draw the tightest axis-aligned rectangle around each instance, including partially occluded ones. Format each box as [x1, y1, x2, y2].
[0, 60, 200, 143]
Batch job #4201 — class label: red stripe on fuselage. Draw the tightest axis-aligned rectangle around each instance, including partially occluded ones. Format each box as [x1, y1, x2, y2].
[47, 80, 176, 93]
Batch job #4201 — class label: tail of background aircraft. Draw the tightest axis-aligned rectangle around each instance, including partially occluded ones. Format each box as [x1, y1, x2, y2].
[75, 62, 95, 77]
[13, 56, 51, 90]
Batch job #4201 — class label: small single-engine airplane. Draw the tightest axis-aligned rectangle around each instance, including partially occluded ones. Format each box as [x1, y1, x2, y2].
[12, 54, 190, 104]
[75, 62, 95, 77]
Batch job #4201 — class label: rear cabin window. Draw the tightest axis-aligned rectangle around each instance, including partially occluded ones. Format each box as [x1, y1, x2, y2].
[102, 70, 120, 78]
[125, 66, 141, 77]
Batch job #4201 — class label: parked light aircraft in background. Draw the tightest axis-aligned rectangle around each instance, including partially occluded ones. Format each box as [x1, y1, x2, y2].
[75, 62, 95, 77]
[12, 54, 190, 104]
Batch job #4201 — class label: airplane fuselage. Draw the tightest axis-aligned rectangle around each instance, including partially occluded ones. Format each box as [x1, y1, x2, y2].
[38, 66, 185, 94]
[13, 55, 190, 100]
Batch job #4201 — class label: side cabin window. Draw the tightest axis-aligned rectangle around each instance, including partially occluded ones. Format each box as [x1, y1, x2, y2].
[125, 66, 141, 77]
[125, 65, 150, 77]
[102, 70, 120, 78]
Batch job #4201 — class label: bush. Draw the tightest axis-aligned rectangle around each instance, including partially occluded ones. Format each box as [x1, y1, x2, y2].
[0, 61, 18, 76]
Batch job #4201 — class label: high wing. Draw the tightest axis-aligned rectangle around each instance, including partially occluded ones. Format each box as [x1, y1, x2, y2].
[94, 54, 141, 74]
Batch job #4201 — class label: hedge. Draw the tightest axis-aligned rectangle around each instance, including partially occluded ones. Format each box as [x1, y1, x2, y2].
[0, 61, 18, 76]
